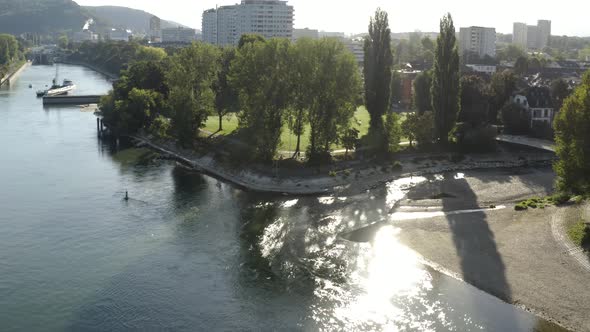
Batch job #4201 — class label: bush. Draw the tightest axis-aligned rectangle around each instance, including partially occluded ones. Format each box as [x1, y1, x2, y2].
[455, 123, 497, 152]
[549, 192, 571, 205]
[501, 102, 530, 135]
[515, 202, 528, 211]
[328, 170, 337, 177]
[568, 221, 590, 250]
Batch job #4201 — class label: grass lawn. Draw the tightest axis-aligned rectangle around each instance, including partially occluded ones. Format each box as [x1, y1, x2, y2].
[203, 107, 407, 151]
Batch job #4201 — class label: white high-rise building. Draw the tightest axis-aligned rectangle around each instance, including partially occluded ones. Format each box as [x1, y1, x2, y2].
[513, 23, 527, 50]
[202, 0, 294, 46]
[202, 6, 238, 46]
[537, 20, 551, 50]
[527, 25, 538, 50]
[202, 9, 217, 44]
[459, 26, 496, 58]
[512, 19, 552, 50]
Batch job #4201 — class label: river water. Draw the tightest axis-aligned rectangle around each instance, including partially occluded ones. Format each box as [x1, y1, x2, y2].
[0, 64, 567, 331]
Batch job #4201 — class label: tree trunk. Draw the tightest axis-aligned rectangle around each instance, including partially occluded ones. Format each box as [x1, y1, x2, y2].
[218, 114, 223, 132]
[292, 132, 301, 159]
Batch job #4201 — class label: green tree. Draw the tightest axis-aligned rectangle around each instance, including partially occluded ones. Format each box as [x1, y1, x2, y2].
[490, 70, 517, 123]
[459, 75, 490, 126]
[342, 127, 360, 159]
[431, 13, 460, 145]
[384, 112, 402, 153]
[58, 34, 68, 49]
[306, 38, 362, 164]
[363, 8, 393, 153]
[136, 46, 167, 62]
[288, 38, 315, 158]
[413, 70, 432, 114]
[167, 43, 220, 147]
[501, 102, 530, 135]
[514, 56, 528, 76]
[213, 48, 239, 132]
[401, 113, 419, 147]
[238, 34, 265, 49]
[550, 79, 571, 111]
[230, 38, 292, 162]
[553, 72, 590, 193]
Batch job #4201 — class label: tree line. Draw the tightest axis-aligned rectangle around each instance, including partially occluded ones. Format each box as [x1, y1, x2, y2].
[0, 34, 25, 79]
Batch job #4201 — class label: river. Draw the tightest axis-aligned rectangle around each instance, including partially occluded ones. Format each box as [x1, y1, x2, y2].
[0, 64, 567, 331]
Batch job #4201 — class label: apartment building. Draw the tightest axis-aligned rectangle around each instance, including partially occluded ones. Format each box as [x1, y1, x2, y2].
[459, 26, 496, 58]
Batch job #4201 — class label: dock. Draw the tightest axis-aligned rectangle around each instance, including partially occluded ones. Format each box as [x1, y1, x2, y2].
[43, 95, 103, 105]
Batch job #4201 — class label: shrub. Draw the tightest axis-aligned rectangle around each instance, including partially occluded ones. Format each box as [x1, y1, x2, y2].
[549, 192, 571, 205]
[329, 170, 337, 177]
[515, 202, 528, 211]
[568, 221, 590, 250]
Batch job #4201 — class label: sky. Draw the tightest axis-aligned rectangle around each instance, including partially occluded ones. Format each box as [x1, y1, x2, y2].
[76, 0, 590, 37]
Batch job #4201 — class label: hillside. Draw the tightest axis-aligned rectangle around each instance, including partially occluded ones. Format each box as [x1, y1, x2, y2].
[0, 0, 187, 35]
[0, 0, 90, 34]
[83, 6, 188, 33]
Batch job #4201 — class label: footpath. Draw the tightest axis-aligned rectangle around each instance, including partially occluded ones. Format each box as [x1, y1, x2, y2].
[133, 134, 556, 196]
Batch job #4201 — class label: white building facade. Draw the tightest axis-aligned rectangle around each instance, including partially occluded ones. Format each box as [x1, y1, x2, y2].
[459, 26, 496, 58]
[512, 22, 527, 50]
[512, 19, 552, 50]
[202, 0, 294, 46]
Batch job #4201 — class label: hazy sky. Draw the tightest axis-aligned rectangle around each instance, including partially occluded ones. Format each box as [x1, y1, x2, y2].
[76, 0, 590, 36]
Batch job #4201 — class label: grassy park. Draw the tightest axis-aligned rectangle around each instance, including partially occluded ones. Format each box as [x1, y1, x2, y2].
[204, 107, 405, 152]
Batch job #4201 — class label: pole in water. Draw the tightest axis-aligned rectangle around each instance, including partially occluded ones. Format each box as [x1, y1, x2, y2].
[124, 191, 129, 201]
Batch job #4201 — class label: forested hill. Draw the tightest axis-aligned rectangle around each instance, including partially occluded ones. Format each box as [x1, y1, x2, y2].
[0, 0, 90, 34]
[83, 6, 188, 33]
[0, 0, 188, 35]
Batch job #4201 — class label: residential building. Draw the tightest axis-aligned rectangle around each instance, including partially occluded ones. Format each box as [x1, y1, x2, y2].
[73, 30, 98, 43]
[150, 16, 161, 42]
[109, 29, 131, 41]
[236, 0, 294, 41]
[459, 26, 496, 58]
[202, 0, 293, 46]
[161, 27, 196, 43]
[465, 64, 497, 75]
[319, 31, 345, 38]
[293, 28, 319, 41]
[526, 25, 538, 50]
[341, 38, 364, 66]
[511, 87, 555, 128]
[202, 9, 217, 44]
[513, 20, 552, 50]
[537, 20, 551, 50]
[513, 23, 528, 49]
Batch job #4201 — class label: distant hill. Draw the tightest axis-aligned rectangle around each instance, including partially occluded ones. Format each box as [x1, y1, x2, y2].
[0, 0, 90, 34]
[83, 6, 189, 33]
[0, 0, 188, 35]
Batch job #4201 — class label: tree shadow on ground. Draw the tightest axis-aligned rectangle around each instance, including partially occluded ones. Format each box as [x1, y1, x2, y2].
[440, 173, 515, 305]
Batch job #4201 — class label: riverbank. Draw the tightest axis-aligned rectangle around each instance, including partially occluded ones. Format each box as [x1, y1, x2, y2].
[133, 134, 556, 196]
[0, 60, 30, 87]
[57, 60, 119, 80]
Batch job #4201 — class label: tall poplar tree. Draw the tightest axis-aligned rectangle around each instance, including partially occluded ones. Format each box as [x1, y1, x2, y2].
[363, 8, 393, 152]
[431, 13, 460, 145]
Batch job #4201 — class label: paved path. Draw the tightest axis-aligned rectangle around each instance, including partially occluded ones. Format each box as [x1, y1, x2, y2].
[497, 134, 555, 152]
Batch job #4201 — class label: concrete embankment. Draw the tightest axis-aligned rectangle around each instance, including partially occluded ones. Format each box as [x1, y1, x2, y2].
[0, 61, 31, 87]
[132, 135, 556, 196]
[57, 60, 119, 80]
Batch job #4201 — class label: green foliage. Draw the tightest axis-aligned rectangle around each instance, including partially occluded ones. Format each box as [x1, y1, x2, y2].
[501, 102, 530, 135]
[150, 115, 171, 138]
[514, 56, 528, 76]
[548, 192, 572, 205]
[384, 112, 402, 153]
[305, 38, 362, 164]
[413, 70, 432, 114]
[553, 72, 590, 194]
[459, 75, 490, 126]
[431, 13, 460, 145]
[341, 127, 360, 157]
[455, 123, 497, 152]
[364, 8, 393, 153]
[238, 34, 265, 48]
[496, 44, 526, 62]
[550, 79, 571, 111]
[230, 38, 292, 162]
[213, 48, 239, 132]
[490, 70, 517, 123]
[58, 35, 69, 49]
[567, 221, 590, 250]
[167, 43, 220, 147]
